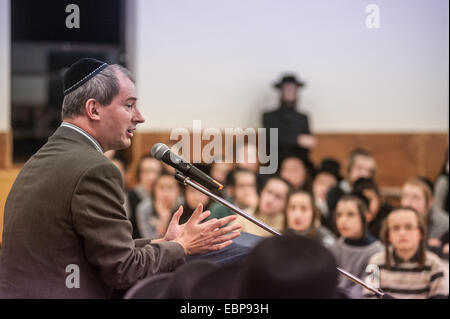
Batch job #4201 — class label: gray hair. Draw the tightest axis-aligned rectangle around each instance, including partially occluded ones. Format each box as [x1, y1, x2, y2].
[61, 64, 134, 119]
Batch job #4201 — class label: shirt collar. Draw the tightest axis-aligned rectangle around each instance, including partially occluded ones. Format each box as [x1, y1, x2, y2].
[60, 122, 104, 153]
[392, 246, 422, 264]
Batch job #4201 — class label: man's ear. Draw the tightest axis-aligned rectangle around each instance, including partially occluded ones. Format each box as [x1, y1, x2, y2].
[85, 98, 101, 121]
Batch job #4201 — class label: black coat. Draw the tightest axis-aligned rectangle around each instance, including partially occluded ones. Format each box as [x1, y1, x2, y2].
[263, 106, 313, 173]
[263, 106, 310, 147]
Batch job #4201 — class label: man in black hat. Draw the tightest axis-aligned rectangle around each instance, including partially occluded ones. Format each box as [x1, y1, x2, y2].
[262, 74, 317, 178]
[0, 58, 240, 298]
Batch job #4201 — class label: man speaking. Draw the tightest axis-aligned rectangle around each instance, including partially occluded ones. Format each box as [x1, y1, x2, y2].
[0, 58, 240, 298]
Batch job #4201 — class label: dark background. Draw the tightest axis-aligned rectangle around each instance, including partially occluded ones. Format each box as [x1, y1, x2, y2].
[12, 0, 122, 44]
[11, 0, 126, 162]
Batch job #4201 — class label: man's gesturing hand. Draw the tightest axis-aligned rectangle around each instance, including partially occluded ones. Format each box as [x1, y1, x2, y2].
[171, 203, 241, 255]
[163, 205, 185, 242]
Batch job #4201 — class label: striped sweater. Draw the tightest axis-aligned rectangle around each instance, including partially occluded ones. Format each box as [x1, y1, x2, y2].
[364, 248, 447, 299]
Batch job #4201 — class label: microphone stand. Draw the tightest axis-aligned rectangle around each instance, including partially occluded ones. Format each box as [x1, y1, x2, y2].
[175, 171, 391, 299]
[175, 171, 281, 236]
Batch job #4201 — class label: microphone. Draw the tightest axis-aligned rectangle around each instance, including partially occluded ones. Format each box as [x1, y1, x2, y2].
[152, 143, 223, 191]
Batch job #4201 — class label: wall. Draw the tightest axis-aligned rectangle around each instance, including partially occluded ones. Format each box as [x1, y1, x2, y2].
[130, 0, 449, 188]
[134, 0, 449, 132]
[129, 131, 449, 188]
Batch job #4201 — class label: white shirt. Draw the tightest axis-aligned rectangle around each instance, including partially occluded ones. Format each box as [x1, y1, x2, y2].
[61, 122, 103, 154]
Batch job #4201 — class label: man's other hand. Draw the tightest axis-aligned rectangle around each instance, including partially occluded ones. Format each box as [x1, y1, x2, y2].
[171, 204, 241, 255]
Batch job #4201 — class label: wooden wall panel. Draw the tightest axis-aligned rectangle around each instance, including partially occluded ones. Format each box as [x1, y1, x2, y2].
[422, 134, 449, 178]
[310, 134, 426, 186]
[130, 132, 448, 188]
[0, 131, 12, 169]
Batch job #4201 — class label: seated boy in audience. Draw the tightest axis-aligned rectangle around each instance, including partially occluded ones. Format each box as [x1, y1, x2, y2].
[364, 207, 447, 299]
[353, 177, 393, 240]
[325, 148, 377, 231]
[330, 195, 383, 298]
[279, 155, 312, 192]
[283, 190, 336, 249]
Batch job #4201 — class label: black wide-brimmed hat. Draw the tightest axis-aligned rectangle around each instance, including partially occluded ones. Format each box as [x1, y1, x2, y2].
[274, 74, 305, 89]
[63, 58, 109, 96]
[317, 158, 342, 181]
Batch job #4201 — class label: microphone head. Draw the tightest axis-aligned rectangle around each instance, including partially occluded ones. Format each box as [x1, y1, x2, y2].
[151, 143, 169, 160]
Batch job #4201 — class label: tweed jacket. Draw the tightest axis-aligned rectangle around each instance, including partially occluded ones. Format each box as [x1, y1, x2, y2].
[0, 125, 185, 298]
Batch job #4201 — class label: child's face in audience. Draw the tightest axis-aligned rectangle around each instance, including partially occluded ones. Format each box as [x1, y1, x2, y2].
[312, 172, 337, 202]
[348, 155, 376, 184]
[387, 209, 421, 253]
[362, 189, 380, 223]
[154, 176, 179, 207]
[280, 157, 306, 190]
[259, 179, 289, 216]
[185, 186, 209, 210]
[286, 193, 314, 232]
[140, 158, 162, 191]
[401, 184, 429, 217]
[335, 200, 364, 239]
[233, 172, 258, 208]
